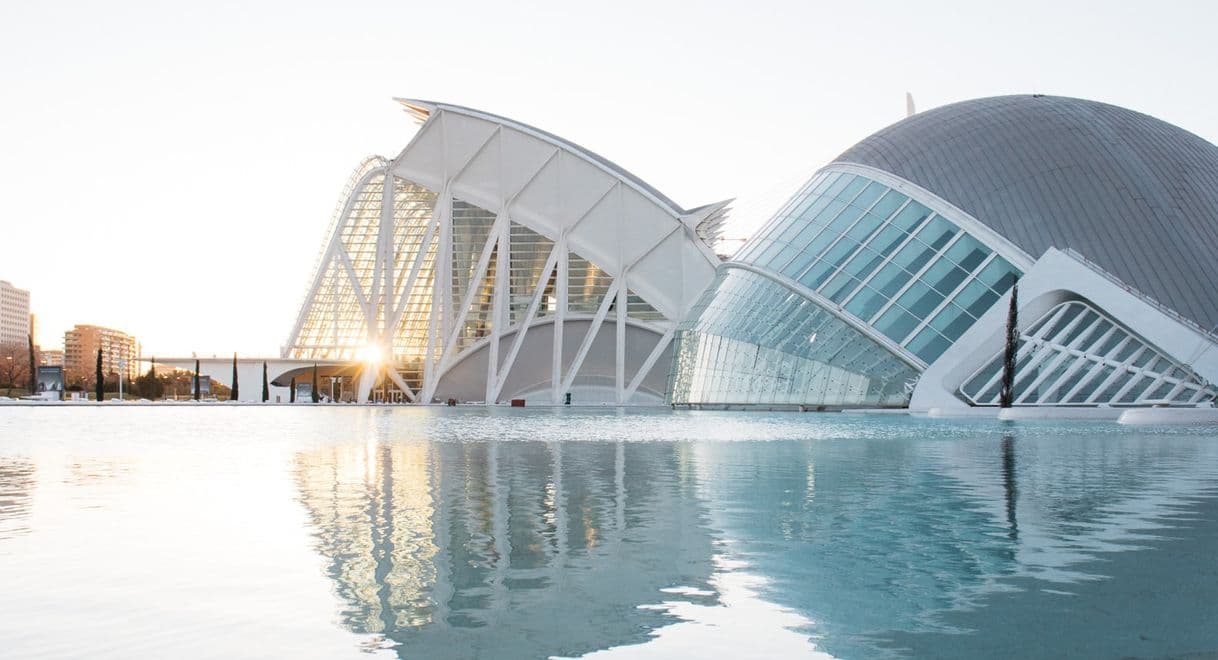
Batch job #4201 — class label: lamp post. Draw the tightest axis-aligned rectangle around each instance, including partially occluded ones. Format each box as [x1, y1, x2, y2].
[117, 358, 128, 401]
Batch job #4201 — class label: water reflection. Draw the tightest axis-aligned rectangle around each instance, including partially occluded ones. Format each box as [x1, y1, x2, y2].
[1001, 433, 1017, 542]
[690, 420, 1218, 658]
[0, 457, 36, 540]
[292, 414, 1218, 659]
[294, 437, 718, 659]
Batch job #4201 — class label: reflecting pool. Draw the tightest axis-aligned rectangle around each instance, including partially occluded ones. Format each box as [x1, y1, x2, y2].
[0, 407, 1216, 659]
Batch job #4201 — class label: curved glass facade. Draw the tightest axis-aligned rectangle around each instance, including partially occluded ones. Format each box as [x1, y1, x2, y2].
[736, 170, 1020, 364]
[670, 168, 1025, 408]
[667, 268, 918, 407]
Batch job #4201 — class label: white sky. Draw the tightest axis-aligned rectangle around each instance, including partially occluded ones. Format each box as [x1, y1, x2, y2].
[2, 0, 1216, 357]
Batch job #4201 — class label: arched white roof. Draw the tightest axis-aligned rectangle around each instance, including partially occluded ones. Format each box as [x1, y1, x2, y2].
[391, 99, 725, 321]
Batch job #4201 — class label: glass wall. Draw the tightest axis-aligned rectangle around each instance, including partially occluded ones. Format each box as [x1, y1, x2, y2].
[735, 170, 1021, 364]
[667, 268, 919, 407]
[960, 300, 1218, 406]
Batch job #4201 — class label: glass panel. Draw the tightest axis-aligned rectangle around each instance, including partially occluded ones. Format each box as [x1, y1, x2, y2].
[869, 191, 908, 220]
[1068, 364, 1114, 403]
[835, 176, 867, 201]
[874, 306, 920, 343]
[889, 201, 932, 233]
[907, 327, 952, 363]
[870, 262, 913, 298]
[955, 280, 1000, 319]
[894, 282, 944, 320]
[922, 259, 969, 296]
[977, 257, 1019, 294]
[845, 286, 888, 322]
[849, 181, 886, 209]
[668, 267, 918, 407]
[944, 234, 989, 272]
[913, 215, 958, 250]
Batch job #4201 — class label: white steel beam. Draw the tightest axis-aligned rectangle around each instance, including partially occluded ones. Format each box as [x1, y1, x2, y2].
[560, 278, 623, 396]
[490, 243, 562, 403]
[486, 214, 511, 402]
[386, 215, 439, 333]
[622, 323, 676, 401]
[551, 237, 568, 404]
[615, 276, 627, 403]
[437, 213, 505, 374]
[421, 188, 452, 403]
[385, 368, 417, 403]
[335, 247, 372, 327]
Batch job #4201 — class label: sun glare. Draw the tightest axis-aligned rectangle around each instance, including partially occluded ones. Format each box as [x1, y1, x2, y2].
[357, 344, 383, 365]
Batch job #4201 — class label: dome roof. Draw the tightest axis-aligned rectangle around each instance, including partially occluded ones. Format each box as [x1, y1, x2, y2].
[834, 95, 1218, 329]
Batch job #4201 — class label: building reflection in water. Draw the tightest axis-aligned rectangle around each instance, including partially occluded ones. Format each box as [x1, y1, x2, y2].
[688, 425, 1218, 659]
[0, 457, 36, 540]
[294, 438, 718, 659]
[293, 414, 1218, 660]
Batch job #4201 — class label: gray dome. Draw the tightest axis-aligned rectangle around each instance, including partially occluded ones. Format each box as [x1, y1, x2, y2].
[834, 95, 1218, 330]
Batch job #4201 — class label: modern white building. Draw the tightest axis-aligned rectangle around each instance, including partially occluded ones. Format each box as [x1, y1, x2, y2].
[669, 95, 1218, 411]
[284, 100, 728, 404]
[0, 280, 31, 347]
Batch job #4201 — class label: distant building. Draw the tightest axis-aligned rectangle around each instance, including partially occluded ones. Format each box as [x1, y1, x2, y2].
[39, 349, 64, 367]
[0, 280, 31, 346]
[65, 325, 138, 384]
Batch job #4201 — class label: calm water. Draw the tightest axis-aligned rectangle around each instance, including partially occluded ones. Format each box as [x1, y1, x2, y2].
[0, 407, 1216, 659]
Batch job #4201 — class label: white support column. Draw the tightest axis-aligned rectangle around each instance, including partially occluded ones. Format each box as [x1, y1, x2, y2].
[369, 172, 393, 339]
[486, 215, 510, 403]
[378, 172, 396, 342]
[622, 323, 676, 402]
[384, 368, 416, 402]
[615, 274, 627, 404]
[387, 216, 439, 332]
[335, 248, 372, 327]
[551, 237, 568, 404]
[560, 278, 623, 396]
[357, 364, 377, 403]
[490, 243, 562, 403]
[438, 213, 505, 374]
[421, 189, 452, 404]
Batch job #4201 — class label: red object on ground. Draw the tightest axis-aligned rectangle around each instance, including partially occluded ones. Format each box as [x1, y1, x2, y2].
[510, 399, 526, 407]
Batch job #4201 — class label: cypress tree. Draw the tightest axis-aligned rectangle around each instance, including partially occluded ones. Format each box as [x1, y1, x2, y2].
[290, 376, 297, 403]
[231, 353, 239, 401]
[27, 334, 35, 394]
[261, 361, 269, 402]
[193, 359, 201, 401]
[311, 364, 320, 403]
[95, 348, 104, 402]
[999, 281, 1020, 408]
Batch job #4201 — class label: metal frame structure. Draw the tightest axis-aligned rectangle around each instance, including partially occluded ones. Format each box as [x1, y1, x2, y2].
[959, 300, 1217, 406]
[284, 101, 728, 404]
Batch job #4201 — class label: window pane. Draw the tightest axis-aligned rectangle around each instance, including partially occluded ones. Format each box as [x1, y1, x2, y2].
[890, 201, 932, 233]
[875, 306, 920, 343]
